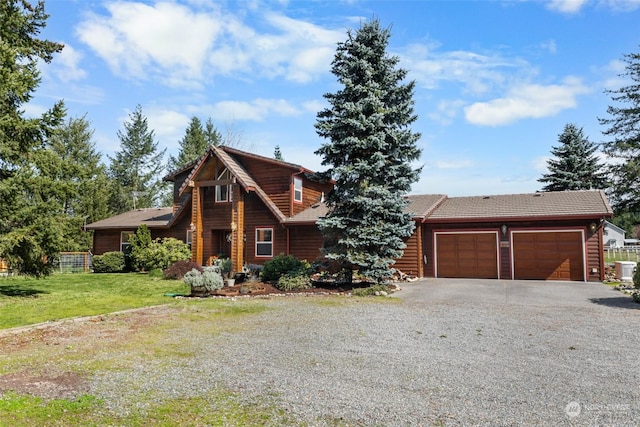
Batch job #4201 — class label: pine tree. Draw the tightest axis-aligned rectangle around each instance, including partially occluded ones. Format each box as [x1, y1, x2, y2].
[274, 145, 283, 161]
[48, 115, 110, 250]
[204, 117, 222, 147]
[538, 123, 607, 192]
[314, 19, 422, 284]
[108, 105, 166, 213]
[600, 48, 640, 212]
[168, 116, 208, 172]
[0, 0, 67, 276]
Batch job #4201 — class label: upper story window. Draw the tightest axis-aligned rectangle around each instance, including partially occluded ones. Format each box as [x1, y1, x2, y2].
[216, 168, 232, 203]
[293, 176, 302, 203]
[120, 231, 134, 252]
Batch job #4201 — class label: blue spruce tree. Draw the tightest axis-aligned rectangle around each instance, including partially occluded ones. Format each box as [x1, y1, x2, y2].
[315, 19, 422, 284]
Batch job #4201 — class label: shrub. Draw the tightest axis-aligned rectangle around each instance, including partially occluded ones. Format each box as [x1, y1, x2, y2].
[633, 266, 640, 289]
[134, 238, 191, 271]
[163, 260, 203, 280]
[183, 267, 224, 294]
[632, 291, 640, 304]
[261, 254, 309, 282]
[245, 263, 263, 279]
[92, 251, 125, 273]
[275, 273, 313, 292]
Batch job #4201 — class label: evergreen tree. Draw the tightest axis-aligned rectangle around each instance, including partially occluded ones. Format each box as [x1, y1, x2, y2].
[168, 116, 208, 172]
[108, 105, 166, 213]
[48, 115, 110, 250]
[274, 145, 283, 161]
[204, 117, 222, 147]
[0, 0, 66, 276]
[538, 123, 607, 192]
[314, 19, 422, 284]
[600, 48, 640, 212]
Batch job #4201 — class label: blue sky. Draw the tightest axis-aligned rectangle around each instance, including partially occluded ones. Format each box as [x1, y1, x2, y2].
[31, 0, 640, 196]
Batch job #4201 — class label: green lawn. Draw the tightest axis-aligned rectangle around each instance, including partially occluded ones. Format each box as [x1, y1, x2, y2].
[0, 273, 190, 329]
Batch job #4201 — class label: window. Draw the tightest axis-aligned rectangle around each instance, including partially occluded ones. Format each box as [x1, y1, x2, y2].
[120, 231, 134, 252]
[293, 177, 302, 203]
[255, 228, 273, 257]
[186, 229, 193, 249]
[215, 168, 233, 203]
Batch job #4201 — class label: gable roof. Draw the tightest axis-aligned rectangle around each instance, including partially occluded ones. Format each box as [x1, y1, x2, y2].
[85, 208, 173, 230]
[427, 190, 613, 223]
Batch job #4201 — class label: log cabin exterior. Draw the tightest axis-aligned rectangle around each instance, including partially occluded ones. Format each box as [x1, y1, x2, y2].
[87, 146, 613, 282]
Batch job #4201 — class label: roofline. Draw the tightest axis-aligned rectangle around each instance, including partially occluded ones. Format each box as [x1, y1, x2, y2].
[425, 213, 613, 224]
[221, 146, 313, 174]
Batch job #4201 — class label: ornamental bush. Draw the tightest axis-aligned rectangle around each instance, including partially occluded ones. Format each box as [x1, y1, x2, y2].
[633, 266, 640, 289]
[134, 237, 191, 271]
[275, 273, 313, 292]
[92, 251, 125, 273]
[183, 267, 223, 293]
[261, 254, 310, 282]
[163, 260, 202, 280]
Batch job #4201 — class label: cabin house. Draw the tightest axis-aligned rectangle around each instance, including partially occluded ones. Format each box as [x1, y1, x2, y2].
[87, 146, 613, 282]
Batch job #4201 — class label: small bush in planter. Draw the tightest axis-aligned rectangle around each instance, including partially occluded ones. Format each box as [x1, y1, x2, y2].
[261, 254, 309, 282]
[92, 251, 125, 273]
[275, 273, 313, 292]
[163, 260, 203, 280]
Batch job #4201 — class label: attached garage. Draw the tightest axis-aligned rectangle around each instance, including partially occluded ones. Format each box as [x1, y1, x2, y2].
[512, 230, 584, 281]
[435, 232, 499, 279]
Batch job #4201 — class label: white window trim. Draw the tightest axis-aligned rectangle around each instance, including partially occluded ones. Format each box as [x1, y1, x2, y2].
[215, 168, 232, 203]
[120, 230, 134, 252]
[293, 177, 303, 203]
[255, 227, 274, 258]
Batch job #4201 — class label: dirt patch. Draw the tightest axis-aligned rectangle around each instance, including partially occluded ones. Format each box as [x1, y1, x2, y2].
[0, 370, 89, 400]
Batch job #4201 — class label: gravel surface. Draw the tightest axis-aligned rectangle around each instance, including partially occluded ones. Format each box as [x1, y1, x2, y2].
[85, 279, 640, 426]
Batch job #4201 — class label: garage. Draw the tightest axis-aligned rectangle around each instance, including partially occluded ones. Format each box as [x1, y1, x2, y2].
[512, 231, 584, 281]
[435, 232, 499, 279]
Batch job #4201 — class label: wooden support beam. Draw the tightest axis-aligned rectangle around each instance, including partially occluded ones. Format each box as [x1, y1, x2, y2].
[231, 184, 245, 273]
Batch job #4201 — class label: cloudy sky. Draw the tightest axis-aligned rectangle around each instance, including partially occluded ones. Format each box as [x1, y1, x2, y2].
[32, 0, 640, 196]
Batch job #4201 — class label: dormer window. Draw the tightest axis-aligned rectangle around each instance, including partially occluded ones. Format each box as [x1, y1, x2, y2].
[293, 176, 302, 203]
[215, 168, 232, 203]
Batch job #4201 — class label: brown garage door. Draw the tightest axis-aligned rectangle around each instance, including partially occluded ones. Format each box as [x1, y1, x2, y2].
[512, 231, 584, 281]
[436, 233, 498, 279]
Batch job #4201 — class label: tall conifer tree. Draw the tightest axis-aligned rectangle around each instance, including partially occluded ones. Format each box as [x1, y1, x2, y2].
[108, 105, 166, 213]
[0, 0, 66, 276]
[600, 48, 640, 212]
[315, 19, 422, 284]
[538, 123, 606, 192]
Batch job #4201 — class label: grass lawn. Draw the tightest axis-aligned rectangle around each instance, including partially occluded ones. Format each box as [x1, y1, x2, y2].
[0, 273, 189, 329]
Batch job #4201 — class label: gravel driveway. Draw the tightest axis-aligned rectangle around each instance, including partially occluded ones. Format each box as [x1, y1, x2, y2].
[89, 278, 640, 426]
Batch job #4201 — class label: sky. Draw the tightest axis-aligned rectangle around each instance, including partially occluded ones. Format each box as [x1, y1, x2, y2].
[30, 0, 640, 197]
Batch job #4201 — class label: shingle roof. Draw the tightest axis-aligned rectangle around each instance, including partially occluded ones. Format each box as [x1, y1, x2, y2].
[85, 207, 173, 230]
[285, 194, 447, 224]
[428, 190, 613, 222]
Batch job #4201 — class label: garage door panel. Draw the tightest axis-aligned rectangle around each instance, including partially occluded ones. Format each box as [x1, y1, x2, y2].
[436, 233, 498, 279]
[513, 232, 583, 281]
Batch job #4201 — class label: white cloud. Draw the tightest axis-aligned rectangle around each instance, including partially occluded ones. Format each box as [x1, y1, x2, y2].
[76, 1, 221, 87]
[146, 109, 191, 149]
[208, 98, 301, 121]
[53, 44, 87, 82]
[402, 44, 529, 95]
[546, 0, 588, 13]
[427, 99, 466, 125]
[76, 2, 343, 88]
[532, 156, 551, 172]
[464, 77, 589, 126]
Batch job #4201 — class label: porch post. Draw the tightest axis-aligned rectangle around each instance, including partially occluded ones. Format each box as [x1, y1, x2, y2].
[231, 184, 245, 273]
[192, 185, 204, 265]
